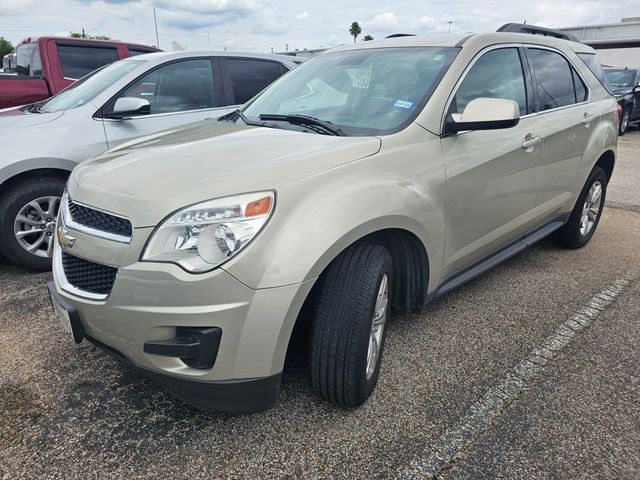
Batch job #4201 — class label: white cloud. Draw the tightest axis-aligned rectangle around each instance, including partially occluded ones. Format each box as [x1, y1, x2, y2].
[251, 9, 287, 35]
[296, 11, 309, 20]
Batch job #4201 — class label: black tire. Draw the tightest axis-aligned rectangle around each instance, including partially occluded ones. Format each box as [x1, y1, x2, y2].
[310, 243, 392, 407]
[0, 176, 66, 271]
[552, 167, 607, 249]
[619, 107, 631, 136]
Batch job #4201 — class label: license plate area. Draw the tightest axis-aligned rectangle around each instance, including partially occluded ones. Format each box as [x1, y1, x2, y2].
[48, 282, 84, 343]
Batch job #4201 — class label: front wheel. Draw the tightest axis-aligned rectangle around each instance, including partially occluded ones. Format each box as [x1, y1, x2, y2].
[310, 243, 392, 407]
[552, 167, 607, 249]
[0, 176, 66, 271]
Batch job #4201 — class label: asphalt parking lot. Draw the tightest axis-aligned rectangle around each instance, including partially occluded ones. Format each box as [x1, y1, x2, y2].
[1, 128, 640, 480]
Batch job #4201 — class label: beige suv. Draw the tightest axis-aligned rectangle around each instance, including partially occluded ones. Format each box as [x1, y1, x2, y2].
[49, 25, 618, 413]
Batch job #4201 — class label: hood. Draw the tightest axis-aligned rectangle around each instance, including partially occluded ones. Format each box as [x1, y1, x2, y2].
[0, 107, 64, 129]
[69, 119, 381, 227]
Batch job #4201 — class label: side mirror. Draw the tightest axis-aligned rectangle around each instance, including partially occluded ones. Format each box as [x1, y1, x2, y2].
[105, 97, 151, 119]
[446, 98, 520, 134]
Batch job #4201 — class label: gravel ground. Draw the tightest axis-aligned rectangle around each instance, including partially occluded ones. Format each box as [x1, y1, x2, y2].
[1, 131, 639, 479]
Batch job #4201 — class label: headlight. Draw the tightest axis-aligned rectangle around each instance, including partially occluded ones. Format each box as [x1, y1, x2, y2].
[141, 191, 275, 273]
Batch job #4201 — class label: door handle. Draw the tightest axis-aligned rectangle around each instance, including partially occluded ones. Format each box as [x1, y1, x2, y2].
[582, 113, 595, 126]
[522, 134, 542, 152]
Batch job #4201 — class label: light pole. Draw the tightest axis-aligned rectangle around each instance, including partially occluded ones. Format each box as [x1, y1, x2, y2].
[447, 21, 453, 33]
[153, 7, 160, 48]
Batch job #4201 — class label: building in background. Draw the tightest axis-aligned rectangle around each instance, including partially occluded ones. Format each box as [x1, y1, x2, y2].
[559, 18, 640, 67]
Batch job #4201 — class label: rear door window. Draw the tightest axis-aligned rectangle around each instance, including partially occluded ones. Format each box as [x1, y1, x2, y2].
[224, 58, 287, 104]
[57, 44, 119, 79]
[527, 48, 577, 111]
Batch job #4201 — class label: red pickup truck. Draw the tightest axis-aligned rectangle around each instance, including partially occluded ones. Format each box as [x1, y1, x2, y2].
[0, 36, 159, 109]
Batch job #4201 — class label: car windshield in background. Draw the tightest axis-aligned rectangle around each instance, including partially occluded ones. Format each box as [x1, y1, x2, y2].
[41, 60, 144, 113]
[605, 69, 635, 89]
[242, 47, 459, 136]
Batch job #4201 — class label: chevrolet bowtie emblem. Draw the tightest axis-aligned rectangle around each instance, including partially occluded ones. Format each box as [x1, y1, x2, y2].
[57, 226, 76, 249]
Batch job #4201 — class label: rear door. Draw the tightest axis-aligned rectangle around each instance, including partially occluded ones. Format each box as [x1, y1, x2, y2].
[220, 57, 289, 108]
[633, 71, 640, 121]
[524, 47, 592, 214]
[101, 57, 227, 149]
[440, 46, 542, 279]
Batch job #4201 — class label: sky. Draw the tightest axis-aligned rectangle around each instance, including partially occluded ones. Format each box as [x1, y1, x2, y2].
[0, 0, 636, 54]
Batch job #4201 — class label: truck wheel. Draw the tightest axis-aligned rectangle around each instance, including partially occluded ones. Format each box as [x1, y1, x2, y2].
[552, 167, 607, 249]
[0, 176, 66, 271]
[619, 107, 631, 136]
[310, 243, 392, 407]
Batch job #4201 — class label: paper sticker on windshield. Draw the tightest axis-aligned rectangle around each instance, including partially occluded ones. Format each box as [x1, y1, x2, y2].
[353, 65, 372, 89]
[394, 100, 414, 109]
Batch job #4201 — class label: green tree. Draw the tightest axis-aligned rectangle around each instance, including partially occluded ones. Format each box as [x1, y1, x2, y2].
[363, 35, 374, 41]
[0, 37, 14, 59]
[69, 30, 112, 40]
[349, 21, 361, 43]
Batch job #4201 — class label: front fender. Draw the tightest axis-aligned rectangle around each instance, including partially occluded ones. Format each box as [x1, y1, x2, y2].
[223, 127, 446, 292]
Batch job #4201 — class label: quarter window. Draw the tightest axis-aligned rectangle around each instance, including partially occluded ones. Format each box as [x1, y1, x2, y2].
[527, 49, 578, 111]
[452, 48, 527, 116]
[57, 44, 119, 79]
[226, 59, 287, 105]
[119, 59, 215, 114]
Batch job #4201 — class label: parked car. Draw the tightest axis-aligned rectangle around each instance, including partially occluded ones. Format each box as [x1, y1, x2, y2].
[0, 51, 297, 269]
[2, 52, 16, 73]
[0, 36, 159, 109]
[605, 67, 640, 135]
[48, 25, 617, 413]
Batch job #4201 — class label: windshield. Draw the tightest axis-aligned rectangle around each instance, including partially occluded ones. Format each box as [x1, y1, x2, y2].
[242, 47, 459, 135]
[605, 69, 635, 89]
[41, 60, 144, 113]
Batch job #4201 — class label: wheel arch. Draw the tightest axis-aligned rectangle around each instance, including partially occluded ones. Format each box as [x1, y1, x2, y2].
[594, 149, 615, 181]
[279, 224, 432, 374]
[0, 158, 74, 197]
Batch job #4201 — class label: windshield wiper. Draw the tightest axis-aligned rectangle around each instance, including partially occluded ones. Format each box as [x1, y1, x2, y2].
[258, 114, 346, 136]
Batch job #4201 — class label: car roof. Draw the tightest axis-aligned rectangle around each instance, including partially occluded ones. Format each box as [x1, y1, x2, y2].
[328, 31, 595, 55]
[129, 50, 299, 67]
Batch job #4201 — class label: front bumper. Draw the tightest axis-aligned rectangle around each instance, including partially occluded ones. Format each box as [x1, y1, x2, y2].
[51, 233, 315, 412]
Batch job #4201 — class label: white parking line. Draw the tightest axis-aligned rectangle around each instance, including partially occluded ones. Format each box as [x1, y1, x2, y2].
[403, 274, 636, 479]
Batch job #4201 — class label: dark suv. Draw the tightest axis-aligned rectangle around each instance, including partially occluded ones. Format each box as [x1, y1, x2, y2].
[605, 67, 640, 135]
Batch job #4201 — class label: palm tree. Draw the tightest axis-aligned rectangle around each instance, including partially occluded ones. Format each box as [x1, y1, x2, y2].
[349, 22, 362, 43]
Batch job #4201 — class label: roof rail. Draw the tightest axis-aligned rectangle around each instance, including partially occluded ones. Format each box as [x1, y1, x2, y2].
[385, 34, 416, 38]
[497, 23, 580, 42]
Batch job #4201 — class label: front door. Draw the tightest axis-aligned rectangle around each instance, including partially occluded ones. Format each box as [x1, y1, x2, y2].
[440, 47, 542, 279]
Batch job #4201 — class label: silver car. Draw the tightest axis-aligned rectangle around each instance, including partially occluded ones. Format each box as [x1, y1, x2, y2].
[49, 25, 617, 413]
[0, 51, 297, 269]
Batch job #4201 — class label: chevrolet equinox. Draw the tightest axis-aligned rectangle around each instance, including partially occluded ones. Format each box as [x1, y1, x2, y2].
[49, 25, 618, 413]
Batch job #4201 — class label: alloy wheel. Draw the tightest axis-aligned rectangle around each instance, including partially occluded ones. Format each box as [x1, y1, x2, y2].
[13, 196, 61, 258]
[579, 181, 602, 236]
[366, 273, 388, 380]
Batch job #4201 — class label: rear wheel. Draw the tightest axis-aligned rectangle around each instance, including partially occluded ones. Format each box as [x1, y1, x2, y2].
[0, 176, 66, 270]
[619, 107, 631, 136]
[310, 243, 392, 407]
[552, 167, 607, 249]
